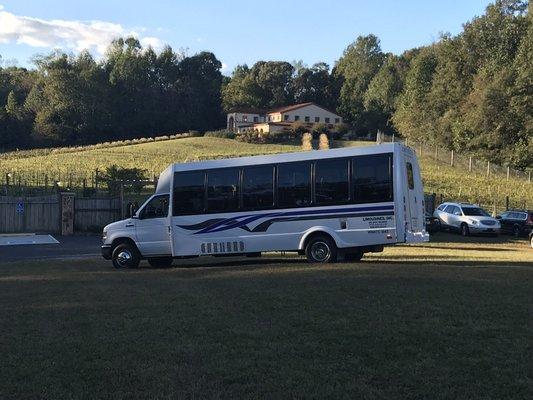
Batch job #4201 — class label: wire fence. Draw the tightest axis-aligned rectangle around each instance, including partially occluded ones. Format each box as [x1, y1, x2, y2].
[1, 136, 531, 214]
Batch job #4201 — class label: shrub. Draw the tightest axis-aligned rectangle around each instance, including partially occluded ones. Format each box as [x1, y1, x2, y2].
[204, 130, 236, 139]
[312, 123, 329, 139]
[236, 130, 270, 144]
[101, 165, 147, 194]
[302, 132, 313, 151]
[319, 133, 330, 150]
[290, 121, 308, 137]
[188, 130, 203, 137]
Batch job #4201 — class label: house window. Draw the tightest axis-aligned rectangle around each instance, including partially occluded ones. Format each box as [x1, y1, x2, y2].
[335, 118, 340, 123]
[315, 117, 320, 123]
[242, 115, 248, 122]
[325, 117, 330, 123]
[304, 116, 310, 122]
[284, 115, 289, 121]
[253, 116, 258, 122]
[294, 115, 300, 121]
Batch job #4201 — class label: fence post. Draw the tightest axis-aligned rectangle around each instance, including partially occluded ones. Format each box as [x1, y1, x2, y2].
[60, 192, 75, 235]
[434, 145, 438, 161]
[486, 161, 490, 177]
[450, 150, 454, 167]
[505, 196, 509, 211]
[506, 166, 510, 181]
[469, 156, 472, 172]
[529, 171, 531, 183]
[419, 143, 423, 156]
[95, 169, 99, 191]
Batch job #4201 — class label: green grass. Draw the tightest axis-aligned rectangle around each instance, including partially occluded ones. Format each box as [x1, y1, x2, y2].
[0, 234, 531, 399]
[0, 136, 531, 207]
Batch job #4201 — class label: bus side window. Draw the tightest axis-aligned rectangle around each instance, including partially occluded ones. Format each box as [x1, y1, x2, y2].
[352, 154, 393, 204]
[242, 166, 274, 210]
[278, 162, 311, 208]
[315, 158, 349, 205]
[406, 162, 414, 189]
[173, 171, 205, 215]
[207, 168, 240, 213]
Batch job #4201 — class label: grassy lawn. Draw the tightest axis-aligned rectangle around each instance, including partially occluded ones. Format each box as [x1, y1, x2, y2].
[0, 234, 531, 399]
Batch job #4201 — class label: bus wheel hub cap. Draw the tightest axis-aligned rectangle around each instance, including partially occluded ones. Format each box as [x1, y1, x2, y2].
[117, 251, 131, 265]
[312, 242, 329, 261]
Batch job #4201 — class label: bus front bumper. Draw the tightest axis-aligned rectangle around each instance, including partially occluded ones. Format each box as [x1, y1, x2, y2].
[101, 245, 112, 260]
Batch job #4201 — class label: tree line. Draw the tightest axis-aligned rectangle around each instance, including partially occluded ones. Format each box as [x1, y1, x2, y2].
[0, 0, 531, 168]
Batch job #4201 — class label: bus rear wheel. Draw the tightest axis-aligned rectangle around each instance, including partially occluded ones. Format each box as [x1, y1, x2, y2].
[305, 235, 337, 263]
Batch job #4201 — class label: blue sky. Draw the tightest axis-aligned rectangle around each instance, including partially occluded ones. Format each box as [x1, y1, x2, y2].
[0, 0, 492, 73]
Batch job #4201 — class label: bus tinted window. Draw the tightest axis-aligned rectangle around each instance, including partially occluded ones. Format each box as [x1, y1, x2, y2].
[243, 166, 274, 209]
[207, 169, 240, 212]
[173, 171, 205, 215]
[352, 154, 393, 203]
[315, 158, 349, 204]
[278, 162, 311, 207]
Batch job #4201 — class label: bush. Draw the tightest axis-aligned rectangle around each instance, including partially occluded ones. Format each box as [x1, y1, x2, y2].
[204, 130, 236, 139]
[188, 130, 203, 137]
[312, 123, 329, 139]
[290, 121, 308, 137]
[101, 165, 147, 194]
[302, 132, 313, 151]
[236, 130, 270, 144]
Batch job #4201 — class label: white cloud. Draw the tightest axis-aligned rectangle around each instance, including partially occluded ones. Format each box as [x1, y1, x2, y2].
[140, 36, 164, 51]
[221, 62, 229, 71]
[0, 6, 164, 54]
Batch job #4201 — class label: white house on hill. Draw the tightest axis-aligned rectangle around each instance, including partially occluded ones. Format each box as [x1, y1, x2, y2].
[227, 102, 343, 134]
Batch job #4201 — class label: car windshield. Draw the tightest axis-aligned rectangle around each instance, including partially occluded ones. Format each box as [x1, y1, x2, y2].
[462, 207, 490, 216]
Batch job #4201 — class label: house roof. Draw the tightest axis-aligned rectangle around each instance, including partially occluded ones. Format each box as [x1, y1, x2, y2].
[267, 102, 341, 117]
[227, 107, 266, 115]
[229, 102, 342, 118]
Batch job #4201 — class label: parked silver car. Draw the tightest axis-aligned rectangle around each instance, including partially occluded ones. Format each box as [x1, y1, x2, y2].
[433, 202, 501, 236]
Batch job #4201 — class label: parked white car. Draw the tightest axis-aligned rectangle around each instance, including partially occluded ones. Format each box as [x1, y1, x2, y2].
[433, 202, 500, 236]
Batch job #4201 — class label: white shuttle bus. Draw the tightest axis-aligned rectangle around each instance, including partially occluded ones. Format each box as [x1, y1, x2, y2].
[102, 143, 428, 268]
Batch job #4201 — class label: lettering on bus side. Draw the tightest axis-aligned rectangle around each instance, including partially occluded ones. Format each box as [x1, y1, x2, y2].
[363, 215, 394, 229]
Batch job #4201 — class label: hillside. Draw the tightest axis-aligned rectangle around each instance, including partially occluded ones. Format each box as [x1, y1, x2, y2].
[0, 137, 530, 210]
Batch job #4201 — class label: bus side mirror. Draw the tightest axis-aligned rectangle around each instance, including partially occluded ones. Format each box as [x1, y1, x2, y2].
[129, 203, 139, 217]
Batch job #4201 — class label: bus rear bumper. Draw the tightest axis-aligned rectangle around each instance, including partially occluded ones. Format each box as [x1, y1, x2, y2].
[406, 231, 430, 243]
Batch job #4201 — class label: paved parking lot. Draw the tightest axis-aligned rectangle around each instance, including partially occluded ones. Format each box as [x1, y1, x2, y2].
[0, 235, 102, 263]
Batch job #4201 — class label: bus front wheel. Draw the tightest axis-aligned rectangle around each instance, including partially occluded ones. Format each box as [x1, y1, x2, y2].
[305, 235, 337, 263]
[112, 243, 140, 269]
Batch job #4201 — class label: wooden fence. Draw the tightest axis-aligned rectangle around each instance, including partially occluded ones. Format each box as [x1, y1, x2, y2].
[74, 197, 121, 232]
[0, 195, 60, 233]
[0, 194, 123, 234]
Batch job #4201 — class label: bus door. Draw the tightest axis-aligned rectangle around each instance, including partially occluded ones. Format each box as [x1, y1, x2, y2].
[404, 157, 422, 233]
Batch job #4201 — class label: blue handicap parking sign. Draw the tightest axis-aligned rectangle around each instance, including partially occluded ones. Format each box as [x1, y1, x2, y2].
[16, 202, 24, 214]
